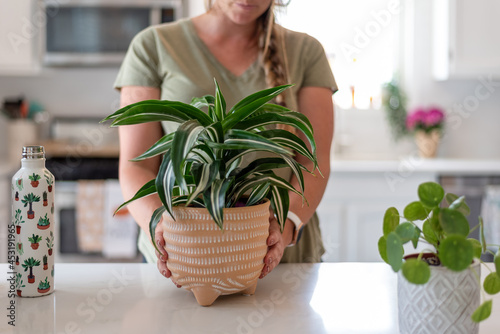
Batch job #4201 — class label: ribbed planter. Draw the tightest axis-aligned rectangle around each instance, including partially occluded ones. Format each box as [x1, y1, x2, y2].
[398, 260, 480, 334]
[415, 130, 440, 158]
[162, 200, 270, 306]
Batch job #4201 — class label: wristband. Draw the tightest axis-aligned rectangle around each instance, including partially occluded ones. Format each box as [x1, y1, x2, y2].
[286, 211, 305, 247]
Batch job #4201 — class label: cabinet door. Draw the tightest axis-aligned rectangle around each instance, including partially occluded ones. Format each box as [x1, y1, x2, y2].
[0, 0, 38, 75]
[434, 0, 500, 79]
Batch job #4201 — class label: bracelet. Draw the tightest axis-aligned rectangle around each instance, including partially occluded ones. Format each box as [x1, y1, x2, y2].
[286, 211, 304, 247]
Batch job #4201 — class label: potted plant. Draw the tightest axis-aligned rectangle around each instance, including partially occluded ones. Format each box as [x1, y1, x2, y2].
[15, 273, 25, 297]
[28, 234, 42, 250]
[42, 255, 48, 270]
[103, 82, 319, 306]
[406, 107, 445, 158]
[21, 193, 40, 219]
[22, 257, 40, 284]
[379, 181, 500, 333]
[42, 191, 48, 206]
[37, 213, 51, 230]
[29, 173, 41, 187]
[46, 174, 53, 192]
[37, 277, 50, 294]
[46, 231, 54, 255]
[17, 242, 23, 255]
[13, 209, 24, 234]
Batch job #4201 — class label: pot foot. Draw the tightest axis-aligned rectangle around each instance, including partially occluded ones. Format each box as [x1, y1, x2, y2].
[192, 287, 221, 307]
[241, 282, 258, 296]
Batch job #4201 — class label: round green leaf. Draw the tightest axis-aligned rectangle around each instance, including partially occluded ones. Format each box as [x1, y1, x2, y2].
[468, 238, 482, 259]
[484, 272, 500, 295]
[383, 207, 399, 237]
[418, 182, 444, 208]
[471, 300, 492, 323]
[404, 201, 428, 221]
[438, 235, 474, 272]
[445, 193, 471, 216]
[402, 258, 431, 284]
[422, 219, 439, 246]
[395, 222, 417, 244]
[386, 232, 404, 272]
[495, 249, 500, 279]
[378, 236, 388, 264]
[439, 208, 470, 237]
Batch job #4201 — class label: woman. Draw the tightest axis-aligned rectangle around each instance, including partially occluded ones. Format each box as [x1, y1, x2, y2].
[114, 0, 337, 282]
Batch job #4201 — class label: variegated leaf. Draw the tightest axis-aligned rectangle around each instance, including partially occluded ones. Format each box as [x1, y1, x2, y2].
[149, 206, 166, 253]
[114, 179, 156, 214]
[131, 133, 174, 161]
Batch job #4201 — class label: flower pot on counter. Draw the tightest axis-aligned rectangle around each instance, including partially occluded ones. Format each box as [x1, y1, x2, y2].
[162, 200, 270, 306]
[398, 260, 480, 334]
[415, 130, 440, 158]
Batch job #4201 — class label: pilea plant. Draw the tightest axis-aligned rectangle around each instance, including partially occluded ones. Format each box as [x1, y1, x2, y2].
[103, 81, 319, 253]
[379, 181, 500, 322]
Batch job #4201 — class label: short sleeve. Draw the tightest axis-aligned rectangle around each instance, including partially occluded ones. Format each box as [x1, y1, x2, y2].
[113, 27, 162, 91]
[301, 36, 338, 94]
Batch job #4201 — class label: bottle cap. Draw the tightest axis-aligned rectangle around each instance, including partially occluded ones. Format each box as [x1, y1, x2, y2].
[22, 146, 45, 159]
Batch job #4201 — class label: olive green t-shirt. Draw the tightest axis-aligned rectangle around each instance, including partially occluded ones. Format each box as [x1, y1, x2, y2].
[114, 18, 337, 263]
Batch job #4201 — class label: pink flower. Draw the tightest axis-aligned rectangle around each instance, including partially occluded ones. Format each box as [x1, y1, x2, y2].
[406, 107, 445, 132]
[424, 108, 445, 126]
[406, 109, 427, 130]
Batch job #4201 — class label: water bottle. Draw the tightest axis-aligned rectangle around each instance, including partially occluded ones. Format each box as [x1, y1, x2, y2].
[12, 146, 55, 297]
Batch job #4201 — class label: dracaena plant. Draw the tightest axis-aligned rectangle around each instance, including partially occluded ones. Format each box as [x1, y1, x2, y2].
[379, 181, 500, 322]
[102, 81, 319, 253]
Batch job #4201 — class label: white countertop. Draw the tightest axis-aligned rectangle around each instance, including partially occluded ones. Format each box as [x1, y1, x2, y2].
[1, 263, 499, 334]
[331, 158, 500, 174]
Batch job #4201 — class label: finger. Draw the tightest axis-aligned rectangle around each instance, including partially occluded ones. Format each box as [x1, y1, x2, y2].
[157, 257, 171, 278]
[266, 227, 281, 247]
[155, 225, 167, 257]
[260, 240, 285, 279]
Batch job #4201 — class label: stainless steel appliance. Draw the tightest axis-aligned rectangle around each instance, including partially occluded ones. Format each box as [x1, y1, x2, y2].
[41, 0, 183, 66]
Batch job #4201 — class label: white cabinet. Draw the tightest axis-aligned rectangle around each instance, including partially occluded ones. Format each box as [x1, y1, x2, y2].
[317, 171, 437, 262]
[433, 0, 500, 80]
[0, 0, 40, 75]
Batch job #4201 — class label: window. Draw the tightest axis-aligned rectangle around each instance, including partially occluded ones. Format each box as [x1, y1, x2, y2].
[277, 0, 401, 109]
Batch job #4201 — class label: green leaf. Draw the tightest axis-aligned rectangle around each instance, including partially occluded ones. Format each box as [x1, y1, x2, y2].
[213, 79, 226, 121]
[378, 236, 388, 263]
[233, 111, 316, 154]
[131, 133, 174, 161]
[438, 235, 474, 271]
[155, 152, 176, 219]
[222, 85, 292, 130]
[445, 193, 471, 216]
[232, 157, 291, 181]
[203, 178, 234, 229]
[114, 179, 156, 214]
[395, 222, 419, 245]
[149, 206, 166, 254]
[471, 300, 492, 323]
[383, 207, 400, 237]
[418, 182, 444, 208]
[439, 208, 470, 237]
[212, 129, 294, 156]
[404, 201, 428, 221]
[484, 272, 500, 295]
[495, 249, 500, 279]
[386, 232, 404, 272]
[270, 185, 289, 232]
[479, 216, 487, 253]
[422, 219, 438, 246]
[171, 120, 205, 191]
[190, 95, 215, 111]
[246, 182, 270, 207]
[468, 238, 482, 259]
[402, 259, 431, 284]
[186, 161, 220, 206]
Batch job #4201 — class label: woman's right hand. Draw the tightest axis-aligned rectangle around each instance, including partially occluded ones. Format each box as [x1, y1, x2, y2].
[154, 222, 181, 288]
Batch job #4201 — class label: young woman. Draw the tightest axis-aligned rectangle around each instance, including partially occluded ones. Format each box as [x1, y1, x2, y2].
[114, 0, 337, 283]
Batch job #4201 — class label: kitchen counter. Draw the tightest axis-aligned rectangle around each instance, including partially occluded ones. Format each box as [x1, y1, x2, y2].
[1, 263, 499, 333]
[331, 158, 500, 174]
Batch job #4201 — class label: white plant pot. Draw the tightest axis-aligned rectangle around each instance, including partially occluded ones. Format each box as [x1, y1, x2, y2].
[398, 261, 480, 334]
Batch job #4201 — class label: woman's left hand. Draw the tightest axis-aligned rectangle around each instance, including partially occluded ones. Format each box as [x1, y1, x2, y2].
[259, 216, 293, 279]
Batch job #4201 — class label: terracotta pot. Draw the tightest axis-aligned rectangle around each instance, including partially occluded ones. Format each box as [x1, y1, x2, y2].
[28, 275, 35, 284]
[31, 243, 39, 250]
[415, 130, 440, 158]
[48, 249, 53, 256]
[48, 185, 52, 192]
[37, 287, 50, 294]
[43, 264, 48, 270]
[37, 224, 50, 230]
[17, 290, 21, 297]
[31, 181, 39, 187]
[398, 257, 480, 334]
[43, 200, 48, 206]
[16, 226, 21, 234]
[162, 200, 270, 306]
[27, 211, 35, 219]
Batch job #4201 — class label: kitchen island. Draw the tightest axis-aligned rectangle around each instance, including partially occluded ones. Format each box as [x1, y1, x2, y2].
[1, 263, 499, 333]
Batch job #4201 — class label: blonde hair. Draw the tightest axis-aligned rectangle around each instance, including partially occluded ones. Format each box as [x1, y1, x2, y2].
[205, 1, 290, 106]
